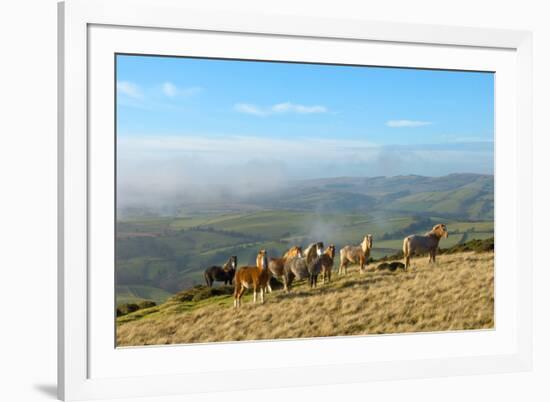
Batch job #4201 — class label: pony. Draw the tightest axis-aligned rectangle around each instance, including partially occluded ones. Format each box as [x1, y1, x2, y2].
[266, 245, 303, 292]
[338, 235, 373, 275]
[233, 250, 270, 307]
[319, 244, 336, 284]
[306, 244, 336, 288]
[282, 242, 323, 292]
[203, 256, 237, 287]
[403, 223, 448, 270]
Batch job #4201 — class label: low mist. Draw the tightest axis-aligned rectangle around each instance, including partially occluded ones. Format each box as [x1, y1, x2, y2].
[116, 134, 493, 215]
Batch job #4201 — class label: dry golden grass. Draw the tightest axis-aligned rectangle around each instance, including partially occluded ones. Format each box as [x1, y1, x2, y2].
[116, 251, 494, 346]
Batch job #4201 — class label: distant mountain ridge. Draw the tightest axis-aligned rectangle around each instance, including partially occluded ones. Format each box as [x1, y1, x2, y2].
[256, 173, 494, 221]
[119, 173, 494, 221]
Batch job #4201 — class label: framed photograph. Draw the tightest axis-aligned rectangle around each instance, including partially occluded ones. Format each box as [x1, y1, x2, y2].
[58, 0, 533, 400]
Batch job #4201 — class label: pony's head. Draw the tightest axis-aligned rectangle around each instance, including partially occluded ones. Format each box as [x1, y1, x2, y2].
[223, 255, 237, 271]
[432, 224, 448, 239]
[362, 235, 373, 250]
[316, 242, 324, 257]
[325, 244, 336, 258]
[257, 249, 268, 270]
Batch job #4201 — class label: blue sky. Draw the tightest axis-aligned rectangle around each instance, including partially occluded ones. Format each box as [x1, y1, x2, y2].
[116, 54, 494, 206]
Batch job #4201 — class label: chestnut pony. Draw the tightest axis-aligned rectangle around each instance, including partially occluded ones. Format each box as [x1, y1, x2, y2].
[233, 250, 270, 308]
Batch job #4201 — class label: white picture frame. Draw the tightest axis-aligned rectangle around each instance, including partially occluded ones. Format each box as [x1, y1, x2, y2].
[58, 0, 533, 400]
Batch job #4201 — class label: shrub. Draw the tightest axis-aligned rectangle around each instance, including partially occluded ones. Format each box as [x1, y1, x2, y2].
[442, 237, 494, 254]
[137, 300, 156, 309]
[170, 285, 234, 303]
[117, 303, 140, 316]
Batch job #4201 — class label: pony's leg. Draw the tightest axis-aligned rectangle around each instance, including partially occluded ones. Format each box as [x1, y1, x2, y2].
[286, 274, 294, 292]
[238, 287, 246, 307]
[267, 283, 273, 293]
[260, 287, 264, 304]
[233, 284, 239, 308]
[253, 288, 257, 303]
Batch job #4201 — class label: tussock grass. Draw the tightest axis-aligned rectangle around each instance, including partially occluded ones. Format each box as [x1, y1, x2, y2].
[116, 251, 494, 346]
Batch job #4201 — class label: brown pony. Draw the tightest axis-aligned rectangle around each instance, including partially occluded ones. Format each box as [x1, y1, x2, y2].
[338, 235, 373, 275]
[319, 244, 336, 284]
[403, 223, 448, 270]
[266, 246, 303, 292]
[233, 250, 270, 308]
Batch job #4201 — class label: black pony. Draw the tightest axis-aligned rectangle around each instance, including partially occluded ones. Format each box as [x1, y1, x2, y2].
[204, 256, 237, 287]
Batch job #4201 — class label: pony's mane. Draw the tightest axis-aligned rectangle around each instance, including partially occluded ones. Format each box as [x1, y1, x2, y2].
[425, 224, 447, 238]
[303, 243, 318, 261]
[283, 246, 300, 258]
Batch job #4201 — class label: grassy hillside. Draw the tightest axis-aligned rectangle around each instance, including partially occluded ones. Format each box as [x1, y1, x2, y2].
[116, 174, 494, 296]
[116, 250, 494, 346]
[116, 285, 173, 305]
[116, 212, 493, 293]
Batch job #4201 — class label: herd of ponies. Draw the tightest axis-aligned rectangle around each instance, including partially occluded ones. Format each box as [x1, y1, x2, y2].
[202, 223, 449, 308]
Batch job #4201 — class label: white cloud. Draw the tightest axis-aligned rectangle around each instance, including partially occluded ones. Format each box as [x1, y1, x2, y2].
[161, 82, 178, 97]
[438, 134, 491, 143]
[117, 81, 143, 99]
[234, 103, 267, 116]
[117, 134, 377, 159]
[234, 102, 328, 116]
[386, 120, 433, 128]
[271, 102, 328, 114]
[161, 82, 202, 97]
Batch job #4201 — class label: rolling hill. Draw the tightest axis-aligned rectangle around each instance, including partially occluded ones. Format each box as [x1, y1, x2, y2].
[116, 173, 494, 302]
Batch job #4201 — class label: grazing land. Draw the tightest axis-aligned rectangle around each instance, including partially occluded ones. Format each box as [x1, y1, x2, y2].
[116, 174, 494, 304]
[116, 249, 494, 346]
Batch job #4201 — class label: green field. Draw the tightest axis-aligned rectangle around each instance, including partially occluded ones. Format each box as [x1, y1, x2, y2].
[116, 174, 494, 302]
[116, 209, 493, 297]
